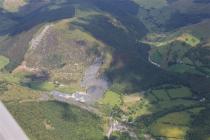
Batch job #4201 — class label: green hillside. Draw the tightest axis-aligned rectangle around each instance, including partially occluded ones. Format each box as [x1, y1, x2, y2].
[0, 0, 210, 140]
[6, 101, 105, 140]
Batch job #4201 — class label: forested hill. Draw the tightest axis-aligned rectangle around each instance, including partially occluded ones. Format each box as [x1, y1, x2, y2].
[0, 0, 210, 140]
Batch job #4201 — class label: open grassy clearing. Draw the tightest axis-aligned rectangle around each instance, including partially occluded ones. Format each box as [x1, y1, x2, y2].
[176, 33, 200, 47]
[1, 70, 77, 94]
[151, 89, 170, 101]
[5, 101, 105, 140]
[101, 86, 198, 121]
[99, 86, 199, 122]
[149, 107, 206, 140]
[99, 90, 122, 107]
[0, 84, 41, 103]
[187, 108, 210, 140]
[187, 107, 205, 114]
[143, 33, 200, 47]
[167, 64, 200, 74]
[98, 86, 203, 140]
[123, 94, 141, 107]
[0, 73, 22, 84]
[167, 64, 206, 75]
[150, 114, 189, 139]
[146, 86, 193, 101]
[98, 92, 153, 119]
[156, 99, 198, 111]
[156, 112, 191, 125]
[139, 87, 199, 113]
[124, 98, 153, 118]
[0, 55, 9, 70]
[27, 81, 78, 94]
[167, 87, 192, 98]
[28, 81, 57, 91]
[134, 85, 207, 140]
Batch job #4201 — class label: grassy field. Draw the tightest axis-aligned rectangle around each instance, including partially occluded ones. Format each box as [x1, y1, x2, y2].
[134, 85, 206, 140]
[167, 87, 192, 98]
[151, 89, 170, 101]
[0, 55, 9, 70]
[6, 101, 105, 140]
[99, 92, 152, 119]
[97, 85, 204, 140]
[28, 81, 56, 91]
[124, 98, 152, 118]
[0, 1, 210, 140]
[176, 33, 200, 47]
[145, 33, 200, 47]
[100, 85, 198, 121]
[0, 84, 41, 102]
[24, 80, 79, 94]
[150, 107, 206, 140]
[157, 99, 197, 111]
[150, 112, 190, 139]
[99, 91, 122, 107]
[187, 108, 210, 140]
[167, 64, 201, 74]
[108, 88, 194, 120]
[147, 86, 193, 101]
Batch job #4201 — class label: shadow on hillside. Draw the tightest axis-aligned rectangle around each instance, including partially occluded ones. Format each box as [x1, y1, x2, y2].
[72, 13, 210, 98]
[0, 0, 75, 36]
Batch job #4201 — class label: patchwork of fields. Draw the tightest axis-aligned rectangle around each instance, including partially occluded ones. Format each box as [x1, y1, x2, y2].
[0, 0, 210, 140]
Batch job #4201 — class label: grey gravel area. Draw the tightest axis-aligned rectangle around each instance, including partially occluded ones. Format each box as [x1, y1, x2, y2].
[81, 57, 109, 103]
